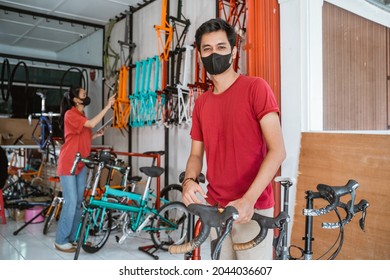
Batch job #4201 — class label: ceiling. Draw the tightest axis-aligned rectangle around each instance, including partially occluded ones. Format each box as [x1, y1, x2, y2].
[0, 0, 388, 56]
[0, 0, 154, 54]
[366, 0, 390, 11]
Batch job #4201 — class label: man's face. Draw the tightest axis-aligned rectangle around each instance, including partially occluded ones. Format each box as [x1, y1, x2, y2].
[200, 30, 232, 58]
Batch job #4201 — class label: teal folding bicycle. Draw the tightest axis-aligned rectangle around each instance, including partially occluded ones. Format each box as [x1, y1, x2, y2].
[71, 150, 188, 260]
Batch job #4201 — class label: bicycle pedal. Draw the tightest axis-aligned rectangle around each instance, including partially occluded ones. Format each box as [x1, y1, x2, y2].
[116, 234, 128, 244]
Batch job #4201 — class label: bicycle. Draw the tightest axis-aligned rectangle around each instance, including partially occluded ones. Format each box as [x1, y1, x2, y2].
[28, 91, 61, 164]
[71, 150, 189, 260]
[169, 178, 369, 260]
[42, 176, 63, 235]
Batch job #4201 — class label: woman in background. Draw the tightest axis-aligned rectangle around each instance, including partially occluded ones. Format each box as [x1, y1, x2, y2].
[54, 86, 115, 253]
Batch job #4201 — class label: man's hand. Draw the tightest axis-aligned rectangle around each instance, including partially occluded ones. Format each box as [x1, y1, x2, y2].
[182, 180, 207, 206]
[227, 197, 255, 224]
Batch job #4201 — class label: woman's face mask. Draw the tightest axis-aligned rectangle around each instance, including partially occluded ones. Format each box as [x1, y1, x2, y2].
[201, 52, 232, 75]
[79, 96, 91, 106]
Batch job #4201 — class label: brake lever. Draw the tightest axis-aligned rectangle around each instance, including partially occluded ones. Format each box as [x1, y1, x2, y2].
[357, 200, 369, 231]
[211, 216, 235, 260]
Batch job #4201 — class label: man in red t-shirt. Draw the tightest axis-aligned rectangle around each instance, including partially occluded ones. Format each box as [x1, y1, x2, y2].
[182, 18, 286, 260]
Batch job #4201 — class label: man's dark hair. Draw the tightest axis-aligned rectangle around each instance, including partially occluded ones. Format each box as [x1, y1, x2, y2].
[195, 18, 237, 51]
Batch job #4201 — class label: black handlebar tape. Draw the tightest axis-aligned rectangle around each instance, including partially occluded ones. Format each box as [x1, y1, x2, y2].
[233, 211, 289, 251]
[168, 204, 239, 254]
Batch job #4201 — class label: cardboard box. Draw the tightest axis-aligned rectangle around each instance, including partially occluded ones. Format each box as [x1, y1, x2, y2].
[10, 208, 25, 222]
[0, 118, 39, 146]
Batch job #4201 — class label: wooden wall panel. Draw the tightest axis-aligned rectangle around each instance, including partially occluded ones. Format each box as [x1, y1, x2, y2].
[387, 28, 390, 126]
[323, 2, 388, 130]
[291, 132, 390, 259]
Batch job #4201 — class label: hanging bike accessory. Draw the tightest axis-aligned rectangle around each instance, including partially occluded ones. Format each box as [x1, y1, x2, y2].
[154, 0, 173, 62]
[130, 56, 160, 127]
[109, 11, 136, 132]
[104, 19, 121, 80]
[218, 0, 247, 72]
[113, 65, 130, 129]
[59, 67, 87, 95]
[169, 0, 191, 86]
[28, 91, 61, 163]
[1, 58, 11, 101]
[9, 61, 29, 114]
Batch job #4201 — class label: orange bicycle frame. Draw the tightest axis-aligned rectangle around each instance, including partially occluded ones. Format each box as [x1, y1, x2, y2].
[154, 0, 173, 61]
[113, 65, 130, 129]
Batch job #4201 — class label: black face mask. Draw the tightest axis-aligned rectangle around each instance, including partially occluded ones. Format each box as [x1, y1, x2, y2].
[201, 52, 232, 75]
[80, 96, 91, 106]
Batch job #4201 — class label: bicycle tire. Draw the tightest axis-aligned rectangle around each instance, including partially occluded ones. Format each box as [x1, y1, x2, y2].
[150, 201, 188, 250]
[1, 58, 10, 101]
[43, 202, 57, 235]
[74, 210, 90, 260]
[160, 184, 182, 204]
[9, 61, 29, 101]
[81, 208, 112, 254]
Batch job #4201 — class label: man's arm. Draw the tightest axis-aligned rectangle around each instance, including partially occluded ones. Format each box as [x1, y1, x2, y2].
[182, 140, 207, 206]
[228, 112, 286, 223]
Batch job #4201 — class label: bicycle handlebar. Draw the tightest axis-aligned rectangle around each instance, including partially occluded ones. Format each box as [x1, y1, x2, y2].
[168, 204, 289, 255]
[28, 112, 61, 125]
[168, 204, 238, 254]
[322, 199, 369, 230]
[303, 179, 359, 216]
[31, 112, 61, 117]
[70, 151, 125, 175]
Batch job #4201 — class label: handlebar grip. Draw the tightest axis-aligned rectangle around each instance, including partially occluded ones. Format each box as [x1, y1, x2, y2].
[169, 204, 238, 255]
[168, 241, 197, 254]
[168, 224, 211, 254]
[233, 211, 289, 251]
[70, 153, 81, 175]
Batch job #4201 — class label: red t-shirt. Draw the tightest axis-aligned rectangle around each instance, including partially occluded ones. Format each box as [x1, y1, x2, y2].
[57, 107, 92, 176]
[190, 75, 279, 209]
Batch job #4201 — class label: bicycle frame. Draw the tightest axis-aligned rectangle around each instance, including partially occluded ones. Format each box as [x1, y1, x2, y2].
[28, 92, 60, 161]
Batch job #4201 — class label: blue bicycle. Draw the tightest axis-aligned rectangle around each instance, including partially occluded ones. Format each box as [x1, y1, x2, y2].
[28, 91, 61, 162]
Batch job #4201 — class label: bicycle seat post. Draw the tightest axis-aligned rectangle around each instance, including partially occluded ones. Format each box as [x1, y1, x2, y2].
[36, 91, 47, 113]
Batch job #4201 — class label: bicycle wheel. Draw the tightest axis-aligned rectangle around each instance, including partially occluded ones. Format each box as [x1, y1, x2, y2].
[43, 202, 57, 235]
[74, 210, 90, 260]
[82, 208, 112, 253]
[150, 202, 188, 250]
[160, 184, 182, 204]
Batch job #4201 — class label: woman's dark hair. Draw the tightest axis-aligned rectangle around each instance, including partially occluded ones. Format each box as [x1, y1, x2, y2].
[59, 86, 81, 131]
[195, 18, 237, 51]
